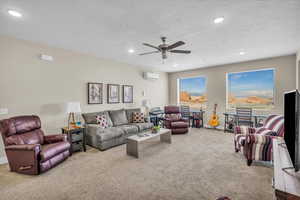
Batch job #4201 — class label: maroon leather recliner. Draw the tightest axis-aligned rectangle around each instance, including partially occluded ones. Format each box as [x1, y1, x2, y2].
[0, 115, 70, 175]
[164, 106, 189, 134]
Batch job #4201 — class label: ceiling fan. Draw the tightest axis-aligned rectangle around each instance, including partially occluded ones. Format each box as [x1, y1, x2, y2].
[139, 37, 191, 59]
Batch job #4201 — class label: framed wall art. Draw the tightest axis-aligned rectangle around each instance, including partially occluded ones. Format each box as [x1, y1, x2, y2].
[88, 83, 103, 104]
[107, 84, 120, 104]
[123, 85, 133, 103]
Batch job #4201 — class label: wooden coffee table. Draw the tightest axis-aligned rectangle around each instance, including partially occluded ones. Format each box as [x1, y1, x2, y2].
[126, 128, 172, 158]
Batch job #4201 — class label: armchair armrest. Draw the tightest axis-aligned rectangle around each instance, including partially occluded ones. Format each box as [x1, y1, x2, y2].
[5, 144, 41, 175]
[234, 126, 256, 135]
[246, 134, 275, 145]
[44, 134, 67, 144]
[164, 118, 173, 129]
[244, 134, 278, 163]
[86, 124, 105, 135]
[180, 118, 189, 123]
[5, 144, 41, 152]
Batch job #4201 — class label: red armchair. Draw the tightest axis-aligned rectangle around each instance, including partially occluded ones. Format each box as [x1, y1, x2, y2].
[0, 115, 70, 175]
[164, 106, 189, 134]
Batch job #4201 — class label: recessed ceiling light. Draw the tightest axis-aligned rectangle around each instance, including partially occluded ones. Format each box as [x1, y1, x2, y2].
[239, 51, 246, 55]
[128, 49, 135, 54]
[8, 10, 22, 18]
[214, 17, 224, 24]
[173, 64, 178, 67]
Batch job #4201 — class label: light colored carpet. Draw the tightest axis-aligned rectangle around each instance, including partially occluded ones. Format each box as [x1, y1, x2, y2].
[0, 128, 273, 200]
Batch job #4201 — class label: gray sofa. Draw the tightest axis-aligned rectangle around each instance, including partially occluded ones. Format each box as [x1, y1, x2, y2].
[82, 108, 153, 150]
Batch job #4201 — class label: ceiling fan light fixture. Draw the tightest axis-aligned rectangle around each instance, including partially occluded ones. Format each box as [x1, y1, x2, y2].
[140, 37, 191, 60]
[214, 17, 224, 24]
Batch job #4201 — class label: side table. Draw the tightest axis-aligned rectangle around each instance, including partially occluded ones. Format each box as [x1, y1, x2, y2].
[61, 127, 86, 156]
[191, 110, 205, 128]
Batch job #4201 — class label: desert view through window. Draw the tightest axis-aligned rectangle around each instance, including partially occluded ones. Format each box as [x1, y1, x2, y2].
[227, 69, 275, 109]
[179, 77, 207, 108]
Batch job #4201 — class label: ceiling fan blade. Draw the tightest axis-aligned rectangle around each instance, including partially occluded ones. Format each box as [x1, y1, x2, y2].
[170, 50, 191, 54]
[139, 51, 160, 56]
[167, 41, 185, 50]
[143, 43, 160, 50]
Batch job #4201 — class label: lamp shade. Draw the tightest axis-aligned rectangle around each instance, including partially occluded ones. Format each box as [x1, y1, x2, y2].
[66, 102, 81, 113]
[0, 108, 8, 115]
[142, 99, 151, 109]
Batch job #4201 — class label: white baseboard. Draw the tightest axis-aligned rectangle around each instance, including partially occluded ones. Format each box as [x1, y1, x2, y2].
[0, 156, 8, 165]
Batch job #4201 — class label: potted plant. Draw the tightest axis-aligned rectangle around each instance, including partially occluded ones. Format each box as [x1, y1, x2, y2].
[152, 125, 161, 133]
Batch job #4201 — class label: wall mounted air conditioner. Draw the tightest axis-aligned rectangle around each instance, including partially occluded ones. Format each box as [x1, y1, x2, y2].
[143, 72, 160, 80]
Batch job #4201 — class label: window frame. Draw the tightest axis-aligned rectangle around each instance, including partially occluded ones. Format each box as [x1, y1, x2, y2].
[177, 75, 208, 107]
[226, 68, 276, 111]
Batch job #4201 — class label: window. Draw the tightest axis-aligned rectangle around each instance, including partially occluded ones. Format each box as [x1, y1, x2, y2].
[178, 76, 207, 108]
[227, 69, 275, 110]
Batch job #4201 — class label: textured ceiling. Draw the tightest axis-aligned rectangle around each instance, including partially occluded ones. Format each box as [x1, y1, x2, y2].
[0, 0, 300, 72]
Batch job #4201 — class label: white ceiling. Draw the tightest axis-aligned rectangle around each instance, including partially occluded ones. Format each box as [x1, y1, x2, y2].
[0, 0, 300, 72]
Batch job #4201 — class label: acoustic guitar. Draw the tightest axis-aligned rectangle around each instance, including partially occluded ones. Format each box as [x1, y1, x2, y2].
[208, 104, 220, 127]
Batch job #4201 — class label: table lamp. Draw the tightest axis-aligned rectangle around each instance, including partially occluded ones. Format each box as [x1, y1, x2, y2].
[0, 108, 8, 115]
[66, 102, 81, 129]
[142, 99, 151, 116]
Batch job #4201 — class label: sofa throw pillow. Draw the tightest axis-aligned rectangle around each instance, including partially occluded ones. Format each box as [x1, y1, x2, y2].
[125, 108, 141, 123]
[82, 111, 113, 127]
[96, 115, 109, 128]
[132, 112, 145, 123]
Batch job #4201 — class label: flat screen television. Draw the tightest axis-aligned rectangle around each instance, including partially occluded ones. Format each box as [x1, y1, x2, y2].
[284, 90, 300, 172]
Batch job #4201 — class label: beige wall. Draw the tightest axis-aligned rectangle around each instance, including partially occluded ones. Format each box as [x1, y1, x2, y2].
[169, 55, 296, 126]
[0, 35, 168, 160]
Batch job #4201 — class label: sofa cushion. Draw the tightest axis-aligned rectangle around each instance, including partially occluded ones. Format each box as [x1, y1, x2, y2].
[117, 124, 139, 135]
[82, 111, 113, 127]
[40, 141, 70, 162]
[171, 121, 188, 128]
[97, 127, 124, 142]
[125, 108, 141, 123]
[109, 109, 128, 126]
[130, 122, 153, 132]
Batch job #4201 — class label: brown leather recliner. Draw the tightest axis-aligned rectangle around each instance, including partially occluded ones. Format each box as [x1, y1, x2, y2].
[0, 115, 70, 175]
[164, 106, 189, 134]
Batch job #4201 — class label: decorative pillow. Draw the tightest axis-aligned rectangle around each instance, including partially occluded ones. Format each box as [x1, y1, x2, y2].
[125, 108, 141, 123]
[165, 113, 181, 120]
[96, 115, 109, 128]
[82, 111, 113, 126]
[132, 112, 145, 123]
